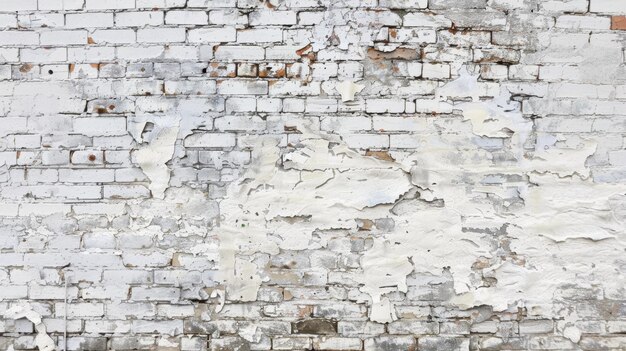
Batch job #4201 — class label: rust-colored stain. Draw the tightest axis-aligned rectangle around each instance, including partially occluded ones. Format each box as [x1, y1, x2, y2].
[19, 63, 33, 73]
[611, 16, 626, 30]
[108, 105, 115, 110]
[367, 47, 418, 60]
[89, 63, 100, 69]
[87, 37, 95, 44]
[68, 64, 75, 73]
[88, 154, 97, 161]
[96, 107, 108, 114]
[389, 28, 398, 39]
[448, 22, 458, 34]
[365, 150, 395, 162]
[265, 0, 276, 9]
[296, 43, 312, 57]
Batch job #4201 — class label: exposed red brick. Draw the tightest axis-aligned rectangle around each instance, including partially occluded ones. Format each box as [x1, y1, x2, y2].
[611, 16, 626, 30]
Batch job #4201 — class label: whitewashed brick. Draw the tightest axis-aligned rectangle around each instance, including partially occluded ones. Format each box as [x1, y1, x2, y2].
[0, 31, 38, 46]
[116, 11, 164, 27]
[0, 14, 17, 28]
[165, 10, 208, 25]
[237, 28, 283, 43]
[40, 30, 88, 45]
[86, 0, 136, 10]
[184, 133, 237, 148]
[137, 28, 186, 43]
[66, 13, 114, 28]
[188, 27, 236, 42]
[366, 99, 406, 113]
[91, 29, 137, 44]
[250, 11, 297, 25]
[266, 46, 302, 60]
[38, 0, 85, 10]
[214, 46, 264, 60]
[218, 80, 268, 95]
[590, 0, 626, 13]
[21, 48, 67, 63]
[2, 0, 37, 11]
[422, 63, 451, 79]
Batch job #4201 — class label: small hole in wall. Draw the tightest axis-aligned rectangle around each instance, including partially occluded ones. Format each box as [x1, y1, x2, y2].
[48, 70, 54, 74]
[202, 68, 208, 74]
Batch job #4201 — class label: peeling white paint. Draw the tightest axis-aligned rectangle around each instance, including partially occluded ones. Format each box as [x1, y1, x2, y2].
[214, 69, 626, 331]
[5, 305, 55, 351]
[134, 119, 180, 199]
[336, 81, 365, 102]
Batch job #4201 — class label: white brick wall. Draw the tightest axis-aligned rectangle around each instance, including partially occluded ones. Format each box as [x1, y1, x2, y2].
[0, 1, 624, 350]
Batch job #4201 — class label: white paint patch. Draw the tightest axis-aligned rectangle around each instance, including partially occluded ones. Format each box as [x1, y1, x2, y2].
[336, 81, 365, 102]
[5, 305, 55, 351]
[134, 119, 180, 199]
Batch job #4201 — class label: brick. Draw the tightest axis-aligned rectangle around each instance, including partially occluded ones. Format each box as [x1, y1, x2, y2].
[165, 10, 208, 25]
[0, 14, 17, 28]
[188, 27, 236, 42]
[366, 99, 406, 113]
[379, 0, 427, 8]
[66, 13, 114, 28]
[137, 28, 186, 43]
[0, 31, 38, 46]
[20, 48, 67, 63]
[419, 337, 469, 351]
[1, 0, 37, 11]
[422, 63, 451, 79]
[184, 133, 237, 148]
[313, 337, 362, 350]
[343, 134, 389, 149]
[249, 11, 297, 25]
[85, 0, 135, 10]
[238, 28, 283, 43]
[74, 117, 127, 136]
[116, 11, 164, 26]
[58, 169, 115, 183]
[591, 0, 626, 13]
[91, 29, 136, 44]
[131, 287, 181, 302]
[214, 46, 264, 60]
[40, 30, 88, 45]
[364, 336, 416, 351]
[38, 0, 85, 10]
[611, 16, 626, 29]
[273, 337, 312, 350]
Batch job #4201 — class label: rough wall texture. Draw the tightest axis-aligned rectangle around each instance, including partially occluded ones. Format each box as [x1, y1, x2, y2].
[1, 0, 626, 350]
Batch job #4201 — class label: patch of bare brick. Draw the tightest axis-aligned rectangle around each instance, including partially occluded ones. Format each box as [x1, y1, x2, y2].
[611, 16, 626, 30]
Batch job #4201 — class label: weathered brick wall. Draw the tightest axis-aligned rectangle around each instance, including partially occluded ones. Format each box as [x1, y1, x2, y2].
[1, 0, 625, 350]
